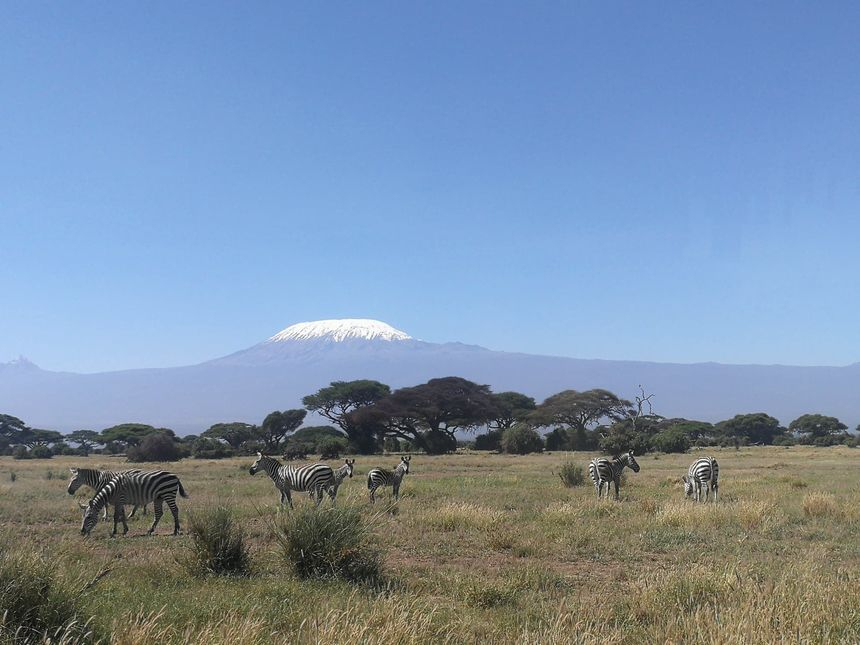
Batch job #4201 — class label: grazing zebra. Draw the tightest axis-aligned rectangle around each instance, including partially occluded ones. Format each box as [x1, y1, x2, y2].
[327, 458, 356, 503]
[249, 453, 334, 508]
[80, 471, 188, 536]
[683, 456, 719, 502]
[367, 456, 411, 504]
[67, 467, 147, 520]
[589, 451, 640, 500]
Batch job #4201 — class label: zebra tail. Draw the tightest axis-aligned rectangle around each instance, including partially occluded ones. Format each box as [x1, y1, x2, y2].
[178, 480, 189, 498]
[367, 473, 373, 490]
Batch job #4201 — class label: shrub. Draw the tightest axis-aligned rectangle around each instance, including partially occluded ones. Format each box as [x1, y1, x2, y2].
[0, 550, 97, 643]
[9, 471, 16, 482]
[501, 424, 544, 455]
[30, 445, 54, 459]
[186, 506, 251, 577]
[271, 506, 383, 584]
[558, 461, 586, 487]
[474, 430, 502, 451]
[191, 438, 233, 460]
[319, 438, 347, 460]
[127, 433, 181, 462]
[802, 492, 840, 518]
[651, 428, 690, 453]
[383, 437, 401, 453]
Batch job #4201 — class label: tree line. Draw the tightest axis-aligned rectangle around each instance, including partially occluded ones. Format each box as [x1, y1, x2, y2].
[2, 376, 858, 460]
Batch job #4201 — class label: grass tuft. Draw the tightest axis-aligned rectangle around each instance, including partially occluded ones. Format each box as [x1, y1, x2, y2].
[0, 550, 97, 643]
[557, 461, 586, 487]
[270, 505, 383, 584]
[185, 505, 251, 577]
[802, 492, 840, 518]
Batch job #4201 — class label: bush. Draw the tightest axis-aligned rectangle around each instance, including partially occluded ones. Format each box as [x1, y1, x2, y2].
[650, 428, 690, 453]
[319, 438, 348, 460]
[383, 437, 401, 453]
[474, 430, 502, 451]
[186, 506, 251, 577]
[558, 461, 586, 487]
[501, 424, 544, 455]
[0, 550, 97, 642]
[30, 445, 54, 459]
[191, 438, 233, 460]
[12, 446, 29, 460]
[127, 433, 181, 462]
[271, 506, 383, 584]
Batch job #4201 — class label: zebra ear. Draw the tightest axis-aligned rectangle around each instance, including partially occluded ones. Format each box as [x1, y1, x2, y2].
[69, 467, 77, 474]
[682, 475, 688, 482]
[630, 450, 635, 456]
[256, 451, 262, 458]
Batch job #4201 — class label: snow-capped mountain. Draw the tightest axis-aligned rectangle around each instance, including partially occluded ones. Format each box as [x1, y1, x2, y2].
[268, 319, 413, 343]
[2, 319, 860, 433]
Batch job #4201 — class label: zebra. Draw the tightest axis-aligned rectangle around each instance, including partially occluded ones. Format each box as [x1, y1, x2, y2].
[367, 456, 411, 504]
[67, 467, 147, 520]
[589, 451, 640, 500]
[326, 458, 356, 503]
[683, 456, 719, 502]
[80, 470, 188, 536]
[248, 452, 334, 508]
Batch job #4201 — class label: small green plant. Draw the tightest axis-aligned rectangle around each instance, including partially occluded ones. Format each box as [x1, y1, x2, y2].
[0, 550, 97, 643]
[558, 461, 585, 487]
[9, 471, 16, 482]
[270, 505, 383, 584]
[45, 470, 55, 480]
[186, 506, 251, 577]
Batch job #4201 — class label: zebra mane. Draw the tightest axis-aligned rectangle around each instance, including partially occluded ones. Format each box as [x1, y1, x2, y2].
[89, 474, 124, 511]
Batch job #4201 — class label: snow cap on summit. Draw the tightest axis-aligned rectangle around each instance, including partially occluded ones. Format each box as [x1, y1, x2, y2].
[266, 319, 413, 343]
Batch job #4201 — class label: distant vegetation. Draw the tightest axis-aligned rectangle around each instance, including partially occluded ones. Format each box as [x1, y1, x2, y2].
[2, 378, 858, 460]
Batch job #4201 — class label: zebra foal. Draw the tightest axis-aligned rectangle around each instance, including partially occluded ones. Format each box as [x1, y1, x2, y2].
[589, 451, 640, 500]
[367, 456, 410, 503]
[327, 458, 356, 503]
[80, 470, 188, 536]
[249, 453, 334, 508]
[683, 456, 719, 502]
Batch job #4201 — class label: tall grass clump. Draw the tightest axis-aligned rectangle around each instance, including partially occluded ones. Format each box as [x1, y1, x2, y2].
[186, 506, 251, 577]
[0, 551, 97, 643]
[271, 506, 383, 585]
[802, 492, 840, 518]
[557, 461, 585, 487]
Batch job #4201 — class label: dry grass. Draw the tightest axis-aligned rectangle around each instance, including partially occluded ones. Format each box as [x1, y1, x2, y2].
[1, 446, 859, 643]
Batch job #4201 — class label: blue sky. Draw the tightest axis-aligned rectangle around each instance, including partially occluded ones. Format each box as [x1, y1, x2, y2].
[2, 2, 859, 372]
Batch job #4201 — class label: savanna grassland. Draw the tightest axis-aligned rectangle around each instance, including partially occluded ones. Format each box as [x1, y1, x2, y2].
[2, 446, 860, 644]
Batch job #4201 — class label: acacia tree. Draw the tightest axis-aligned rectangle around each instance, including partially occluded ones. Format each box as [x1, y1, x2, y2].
[100, 424, 174, 450]
[202, 422, 258, 450]
[788, 414, 848, 446]
[302, 380, 391, 454]
[488, 392, 536, 431]
[258, 409, 306, 453]
[360, 377, 499, 454]
[715, 413, 784, 446]
[65, 430, 102, 455]
[530, 389, 630, 450]
[0, 414, 28, 447]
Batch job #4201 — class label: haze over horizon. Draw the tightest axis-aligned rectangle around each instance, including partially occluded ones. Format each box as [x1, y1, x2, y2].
[2, 3, 859, 373]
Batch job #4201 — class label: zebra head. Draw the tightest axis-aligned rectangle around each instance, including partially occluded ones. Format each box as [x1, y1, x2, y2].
[682, 475, 694, 497]
[399, 455, 411, 474]
[67, 467, 84, 495]
[249, 452, 264, 476]
[625, 451, 641, 472]
[80, 501, 99, 536]
[344, 458, 356, 478]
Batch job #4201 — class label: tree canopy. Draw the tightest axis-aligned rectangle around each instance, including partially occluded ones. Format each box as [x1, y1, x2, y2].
[488, 392, 536, 431]
[788, 414, 848, 446]
[259, 409, 306, 452]
[202, 422, 258, 449]
[302, 380, 391, 453]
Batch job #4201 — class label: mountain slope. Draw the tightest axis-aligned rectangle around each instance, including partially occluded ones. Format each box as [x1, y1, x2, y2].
[2, 319, 859, 433]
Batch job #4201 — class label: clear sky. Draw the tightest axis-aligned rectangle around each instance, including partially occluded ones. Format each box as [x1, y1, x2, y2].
[2, 2, 859, 373]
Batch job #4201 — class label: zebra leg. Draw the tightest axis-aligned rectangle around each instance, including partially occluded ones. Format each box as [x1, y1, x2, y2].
[712, 482, 718, 503]
[393, 483, 400, 502]
[119, 505, 129, 535]
[111, 505, 123, 536]
[313, 486, 323, 507]
[704, 483, 710, 502]
[613, 478, 620, 501]
[102, 506, 109, 522]
[148, 499, 164, 535]
[285, 490, 294, 509]
[166, 498, 180, 535]
[369, 486, 377, 504]
[328, 485, 338, 504]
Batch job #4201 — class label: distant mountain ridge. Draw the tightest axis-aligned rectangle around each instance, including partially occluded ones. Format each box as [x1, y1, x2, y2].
[2, 319, 859, 433]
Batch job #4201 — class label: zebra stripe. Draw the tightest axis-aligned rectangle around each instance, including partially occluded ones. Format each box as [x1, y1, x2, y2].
[249, 453, 334, 508]
[326, 458, 356, 503]
[683, 457, 719, 502]
[367, 456, 411, 503]
[589, 451, 640, 500]
[67, 467, 147, 519]
[80, 471, 188, 536]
